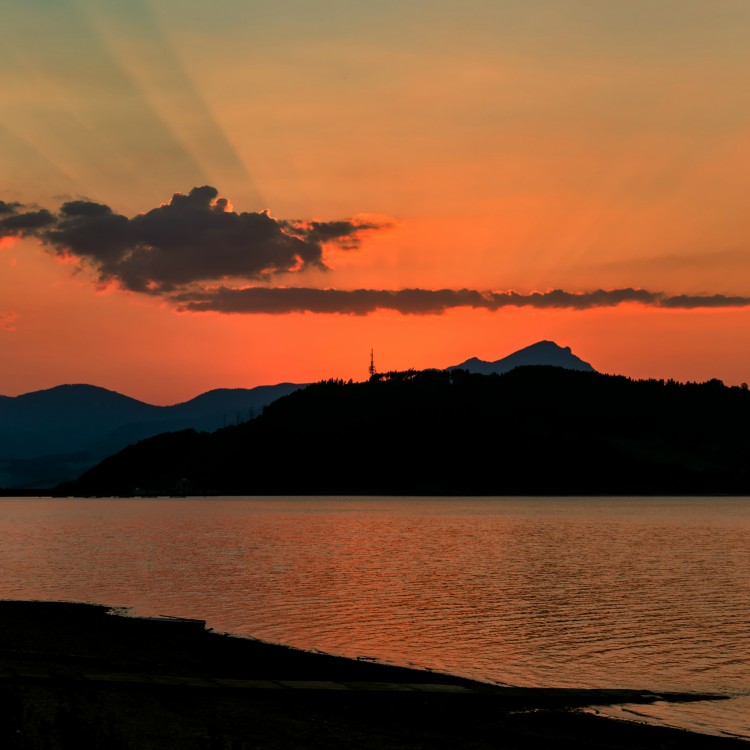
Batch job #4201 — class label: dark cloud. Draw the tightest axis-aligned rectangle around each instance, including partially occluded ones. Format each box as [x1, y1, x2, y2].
[1, 209, 56, 233]
[3, 187, 384, 293]
[0, 201, 56, 237]
[283, 219, 389, 251]
[4, 188, 750, 316]
[658, 294, 750, 308]
[487, 288, 659, 309]
[0, 201, 22, 215]
[174, 287, 488, 315]
[172, 286, 750, 315]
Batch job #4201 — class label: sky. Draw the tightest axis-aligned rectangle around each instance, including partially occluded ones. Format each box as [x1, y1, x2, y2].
[1, 0, 749, 404]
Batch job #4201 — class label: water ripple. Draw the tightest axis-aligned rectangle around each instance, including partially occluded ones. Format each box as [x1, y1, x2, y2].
[0, 496, 747, 738]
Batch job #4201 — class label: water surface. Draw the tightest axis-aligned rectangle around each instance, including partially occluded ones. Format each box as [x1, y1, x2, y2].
[0, 496, 747, 739]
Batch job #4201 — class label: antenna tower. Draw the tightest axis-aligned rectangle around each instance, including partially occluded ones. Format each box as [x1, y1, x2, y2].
[369, 348, 376, 378]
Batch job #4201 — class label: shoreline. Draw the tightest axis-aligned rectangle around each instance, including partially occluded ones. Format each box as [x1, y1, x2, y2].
[0, 601, 744, 749]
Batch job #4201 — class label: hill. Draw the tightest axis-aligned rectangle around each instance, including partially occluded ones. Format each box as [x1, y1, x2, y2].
[0, 340, 591, 489]
[448, 340, 595, 375]
[0, 383, 302, 489]
[57, 367, 750, 497]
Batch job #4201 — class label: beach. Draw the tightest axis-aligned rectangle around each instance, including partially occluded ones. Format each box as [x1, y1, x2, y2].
[0, 601, 744, 749]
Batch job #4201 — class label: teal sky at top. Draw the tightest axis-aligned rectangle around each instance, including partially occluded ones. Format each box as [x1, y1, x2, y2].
[78, 0, 750, 60]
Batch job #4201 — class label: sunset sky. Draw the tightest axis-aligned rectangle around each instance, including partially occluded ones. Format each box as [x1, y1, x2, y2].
[2, 0, 750, 404]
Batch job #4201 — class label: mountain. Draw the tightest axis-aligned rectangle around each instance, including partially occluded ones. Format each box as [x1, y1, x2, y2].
[0, 382, 303, 489]
[447, 340, 595, 375]
[57, 367, 750, 497]
[0, 340, 591, 490]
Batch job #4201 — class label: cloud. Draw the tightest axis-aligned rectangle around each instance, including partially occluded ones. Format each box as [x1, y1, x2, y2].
[174, 287, 489, 315]
[1, 210, 57, 233]
[2, 187, 385, 293]
[4, 187, 750, 316]
[0, 202, 56, 235]
[283, 219, 387, 251]
[0, 201, 22, 215]
[657, 294, 750, 309]
[172, 286, 750, 315]
[487, 288, 660, 309]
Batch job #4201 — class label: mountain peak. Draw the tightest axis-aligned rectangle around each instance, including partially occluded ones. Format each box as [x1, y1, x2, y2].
[447, 340, 595, 376]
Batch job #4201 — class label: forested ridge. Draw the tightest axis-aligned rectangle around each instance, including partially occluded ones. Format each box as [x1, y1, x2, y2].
[57, 366, 750, 496]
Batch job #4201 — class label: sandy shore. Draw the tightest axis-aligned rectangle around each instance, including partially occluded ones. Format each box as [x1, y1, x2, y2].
[0, 601, 744, 749]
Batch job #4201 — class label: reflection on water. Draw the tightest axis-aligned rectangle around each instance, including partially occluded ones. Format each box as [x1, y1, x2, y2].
[0, 496, 748, 739]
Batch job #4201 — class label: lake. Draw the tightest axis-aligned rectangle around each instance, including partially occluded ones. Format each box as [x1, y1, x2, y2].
[0, 496, 747, 740]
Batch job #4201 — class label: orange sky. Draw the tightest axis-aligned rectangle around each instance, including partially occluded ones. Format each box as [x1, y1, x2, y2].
[1, 1, 749, 403]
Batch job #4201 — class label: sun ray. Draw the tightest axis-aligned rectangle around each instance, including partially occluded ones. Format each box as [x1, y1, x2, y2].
[73, 0, 263, 208]
[0, 0, 210, 202]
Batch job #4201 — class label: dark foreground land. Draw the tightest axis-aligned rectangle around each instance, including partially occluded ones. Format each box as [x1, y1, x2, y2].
[0, 602, 744, 749]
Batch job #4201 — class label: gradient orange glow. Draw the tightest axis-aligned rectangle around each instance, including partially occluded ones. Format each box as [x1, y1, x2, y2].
[1, 1, 749, 402]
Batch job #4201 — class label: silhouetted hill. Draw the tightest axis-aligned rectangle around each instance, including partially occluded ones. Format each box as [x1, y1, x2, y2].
[57, 367, 750, 497]
[448, 340, 595, 375]
[0, 341, 592, 490]
[0, 383, 303, 489]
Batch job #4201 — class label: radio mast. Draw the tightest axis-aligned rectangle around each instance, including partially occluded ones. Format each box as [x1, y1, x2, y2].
[369, 349, 376, 378]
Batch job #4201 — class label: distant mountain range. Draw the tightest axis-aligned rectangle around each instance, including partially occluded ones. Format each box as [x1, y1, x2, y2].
[0, 340, 594, 489]
[0, 383, 301, 489]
